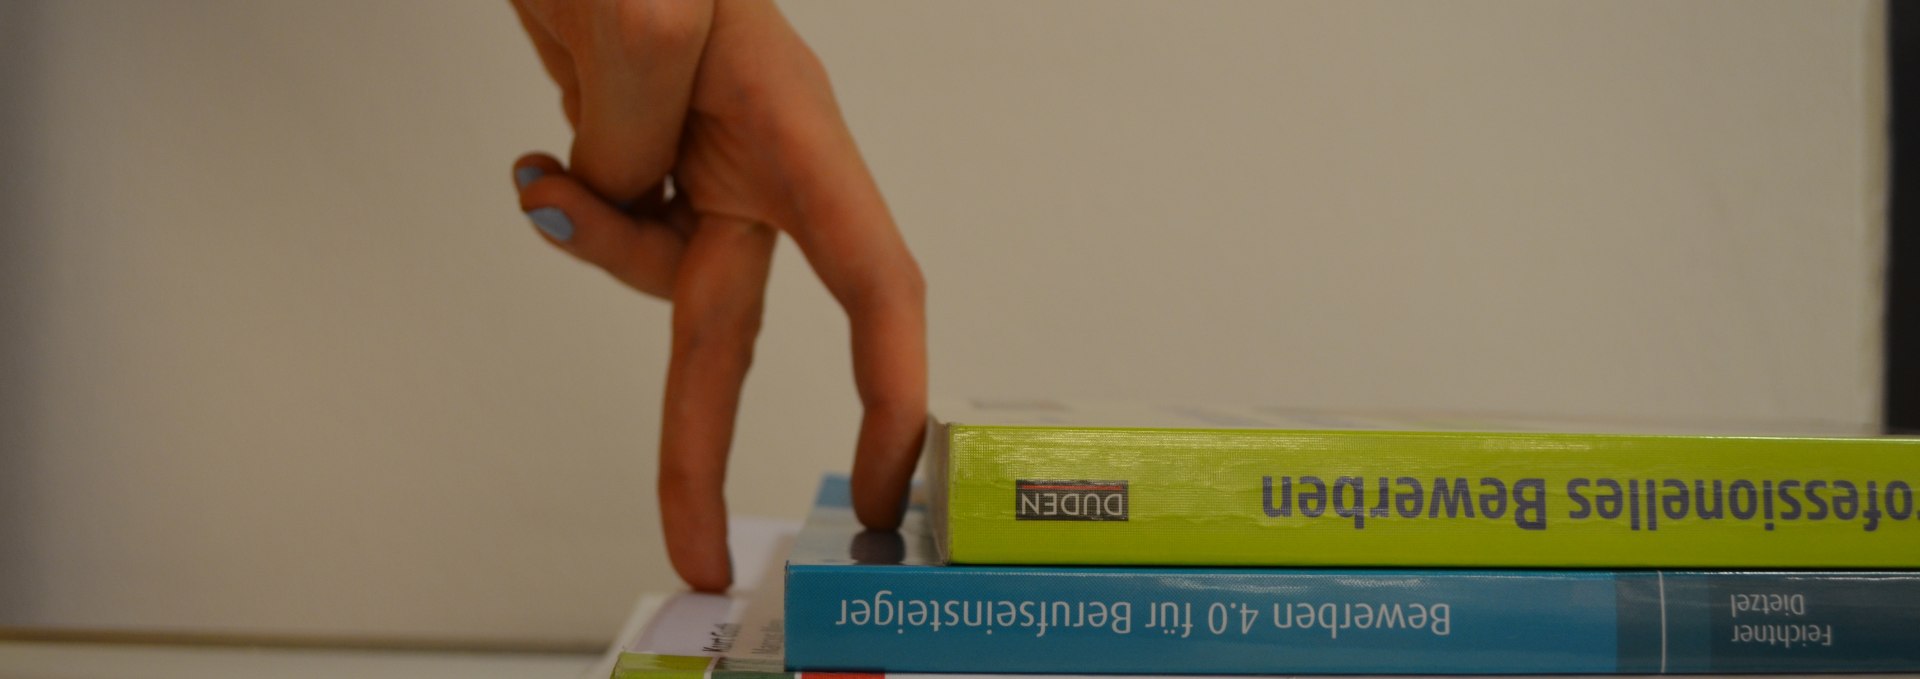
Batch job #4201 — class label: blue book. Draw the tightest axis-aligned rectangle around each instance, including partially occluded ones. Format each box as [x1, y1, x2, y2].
[786, 475, 1920, 674]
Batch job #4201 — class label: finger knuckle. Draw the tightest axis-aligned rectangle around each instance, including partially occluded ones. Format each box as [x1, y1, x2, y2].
[672, 302, 762, 371]
[898, 262, 928, 303]
[673, 312, 763, 366]
[615, 1, 710, 52]
[839, 262, 926, 316]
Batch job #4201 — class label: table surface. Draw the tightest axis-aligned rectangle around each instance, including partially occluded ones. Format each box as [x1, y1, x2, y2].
[10, 585, 1920, 679]
[0, 641, 601, 679]
[0, 593, 657, 679]
[9, 629, 1920, 679]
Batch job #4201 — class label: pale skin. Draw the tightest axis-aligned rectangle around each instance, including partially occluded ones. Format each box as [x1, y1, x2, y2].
[507, 0, 927, 592]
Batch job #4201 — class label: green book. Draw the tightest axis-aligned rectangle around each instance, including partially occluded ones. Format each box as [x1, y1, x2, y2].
[603, 517, 798, 679]
[926, 400, 1920, 567]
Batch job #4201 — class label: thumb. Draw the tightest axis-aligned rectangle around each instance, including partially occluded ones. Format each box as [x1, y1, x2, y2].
[512, 154, 687, 299]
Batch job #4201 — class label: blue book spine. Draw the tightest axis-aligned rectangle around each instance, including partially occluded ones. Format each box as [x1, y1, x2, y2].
[785, 477, 1920, 674]
[786, 566, 1920, 674]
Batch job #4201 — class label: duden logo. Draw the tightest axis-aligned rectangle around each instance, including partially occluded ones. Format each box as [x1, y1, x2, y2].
[1014, 480, 1128, 521]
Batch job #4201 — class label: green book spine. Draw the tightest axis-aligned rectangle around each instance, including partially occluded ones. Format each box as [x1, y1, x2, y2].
[934, 404, 1920, 567]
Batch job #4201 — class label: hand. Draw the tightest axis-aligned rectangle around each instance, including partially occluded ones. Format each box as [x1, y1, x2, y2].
[507, 0, 927, 592]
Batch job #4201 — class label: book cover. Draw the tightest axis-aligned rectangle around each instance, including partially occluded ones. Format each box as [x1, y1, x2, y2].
[926, 400, 1920, 567]
[788, 474, 1920, 675]
[605, 517, 801, 679]
[608, 561, 1315, 679]
[603, 519, 1298, 679]
[611, 592, 790, 679]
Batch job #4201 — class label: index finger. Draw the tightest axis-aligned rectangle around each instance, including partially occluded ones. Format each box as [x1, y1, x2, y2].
[658, 215, 778, 592]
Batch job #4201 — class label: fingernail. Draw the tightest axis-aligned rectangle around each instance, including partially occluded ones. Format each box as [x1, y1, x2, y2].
[514, 166, 545, 190]
[526, 207, 573, 242]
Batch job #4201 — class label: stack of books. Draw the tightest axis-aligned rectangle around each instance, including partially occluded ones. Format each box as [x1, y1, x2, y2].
[612, 402, 1920, 677]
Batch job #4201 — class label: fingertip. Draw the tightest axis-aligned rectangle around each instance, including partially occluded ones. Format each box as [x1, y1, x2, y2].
[525, 206, 574, 243]
[660, 477, 736, 593]
[853, 497, 905, 532]
[514, 165, 544, 191]
[850, 404, 927, 532]
[510, 153, 566, 191]
[852, 464, 911, 531]
[511, 164, 685, 298]
[513, 152, 564, 170]
[664, 528, 735, 592]
[678, 563, 734, 594]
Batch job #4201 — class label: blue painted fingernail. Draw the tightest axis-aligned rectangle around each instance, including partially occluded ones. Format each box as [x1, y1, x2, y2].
[514, 166, 544, 190]
[526, 207, 573, 242]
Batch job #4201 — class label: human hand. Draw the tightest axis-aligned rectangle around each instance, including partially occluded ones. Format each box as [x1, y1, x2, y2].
[507, 0, 927, 592]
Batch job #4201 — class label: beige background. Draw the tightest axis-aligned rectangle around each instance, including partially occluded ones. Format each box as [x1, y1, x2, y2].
[0, 0, 1886, 648]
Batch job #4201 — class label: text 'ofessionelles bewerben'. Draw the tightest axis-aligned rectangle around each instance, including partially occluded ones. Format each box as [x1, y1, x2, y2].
[1260, 475, 1916, 531]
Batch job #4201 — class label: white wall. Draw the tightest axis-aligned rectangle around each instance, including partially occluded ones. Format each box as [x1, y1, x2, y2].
[0, 0, 1885, 648]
